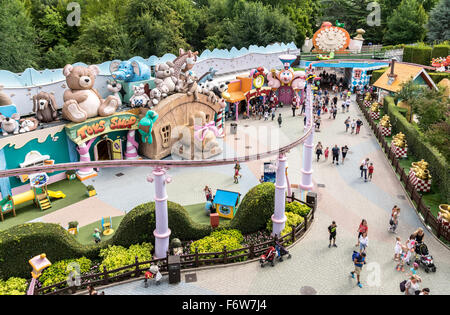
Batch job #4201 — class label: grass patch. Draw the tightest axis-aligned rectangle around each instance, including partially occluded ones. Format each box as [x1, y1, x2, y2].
[0, 179, 88, 231]
[76, 216, 125, 245]
[183, 203, 230, 226]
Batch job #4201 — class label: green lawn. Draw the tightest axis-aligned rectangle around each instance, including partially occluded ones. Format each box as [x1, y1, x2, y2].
[0, 179, 89, 231]
[75, 216, 125, 245]
[184, 203, 230, 226]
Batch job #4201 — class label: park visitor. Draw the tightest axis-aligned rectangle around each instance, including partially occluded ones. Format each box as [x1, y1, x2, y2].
[328, 221, 337, 248]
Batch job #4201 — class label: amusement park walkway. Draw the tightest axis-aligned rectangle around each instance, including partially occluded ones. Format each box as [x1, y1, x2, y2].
[100, 95, 450, 295]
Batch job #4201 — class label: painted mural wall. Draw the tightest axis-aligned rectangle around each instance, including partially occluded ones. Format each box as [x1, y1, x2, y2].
[0, 43, 298, 116]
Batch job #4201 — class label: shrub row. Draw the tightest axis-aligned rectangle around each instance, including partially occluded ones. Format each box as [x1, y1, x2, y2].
[383, 96, 449, 200]
[403, 44, 450, 66]
[431, 44, 449, 59]
[0, 183, 277, 279]
[428, 72, 450, 84]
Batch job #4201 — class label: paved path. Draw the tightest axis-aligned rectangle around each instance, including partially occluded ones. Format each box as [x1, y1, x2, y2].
[101, 94, 450, 295]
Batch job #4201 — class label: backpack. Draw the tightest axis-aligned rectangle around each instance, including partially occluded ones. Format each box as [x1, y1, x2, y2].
[400, 280, 407, 292]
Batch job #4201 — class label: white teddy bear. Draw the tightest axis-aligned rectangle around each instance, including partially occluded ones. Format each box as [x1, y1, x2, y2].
[129, 84, 150, 108]
[150, 88, 163, 106]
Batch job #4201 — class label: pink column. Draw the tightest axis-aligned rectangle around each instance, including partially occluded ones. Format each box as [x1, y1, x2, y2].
[235, 102, 239, 121]
[147, 167, 172, 259]
[247, 99, 250, 117]
[272, 153, 288, 237]
[76, 138, 97, 180]
[300, 83, 314, 194]
[125, 130, 139, 160]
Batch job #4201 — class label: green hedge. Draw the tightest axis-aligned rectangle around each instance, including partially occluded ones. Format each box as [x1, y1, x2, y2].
[431, 45, 449, 59]
[428, 72, 450, 84]
[0, 183, 280, 280]
[0, 223, 100, 280]
[403, 46, 432, 66]
[229, 183, 275, 235]
[383, 97, 449, 200]
[370, 69, 387, 85]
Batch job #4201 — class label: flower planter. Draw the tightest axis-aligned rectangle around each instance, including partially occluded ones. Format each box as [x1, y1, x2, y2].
[408, 170, 431, 193]
[390, 144, 408, 159]
[370, 111, 380, 120]
[87, 190, 97, 197]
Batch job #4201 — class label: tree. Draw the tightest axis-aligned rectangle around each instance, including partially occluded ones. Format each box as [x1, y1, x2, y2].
[225, 1, 297, 49]
[409, 86, 449, 131]
[0, 0, 39, 72]
[124, 0, 189, 57]
[320, 0, 385, 44]
[383, 0, 428, 45]
[73, 12, 132, 64]
[426, 0, 450, 42]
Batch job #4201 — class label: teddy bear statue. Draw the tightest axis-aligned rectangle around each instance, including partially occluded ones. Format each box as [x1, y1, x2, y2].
[0, 113, 20, 136]
[129, 84, 150, 108]
[154, 61, 178, 97]
[62, 64, 120, 123]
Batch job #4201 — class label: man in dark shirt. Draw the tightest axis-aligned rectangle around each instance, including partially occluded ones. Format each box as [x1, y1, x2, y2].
[328, 221, 337, 248]
[332, 145, 340, 165]
[356, 119, 363, 134]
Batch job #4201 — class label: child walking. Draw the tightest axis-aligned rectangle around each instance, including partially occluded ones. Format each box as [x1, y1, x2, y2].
[324, 147, 329, 161]
[277, 113, 282, 128]
[368, 163, 374, 181]
[328, 221, 337, 248]
[394, 236, 402, 261]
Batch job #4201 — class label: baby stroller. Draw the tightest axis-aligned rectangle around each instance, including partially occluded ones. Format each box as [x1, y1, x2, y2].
[275, 241, 291, 262]
[414, 243, 436, 273]
[260, 246, 276, 267]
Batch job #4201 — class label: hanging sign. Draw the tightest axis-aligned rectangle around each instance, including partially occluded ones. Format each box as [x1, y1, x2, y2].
[65, 111, 140, 145]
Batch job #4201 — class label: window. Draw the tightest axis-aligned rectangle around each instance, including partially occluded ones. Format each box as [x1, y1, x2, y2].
[161, 124, 171, 148]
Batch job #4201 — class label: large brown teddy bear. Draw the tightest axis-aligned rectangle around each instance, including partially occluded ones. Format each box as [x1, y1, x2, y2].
[62, 64, 119, 123]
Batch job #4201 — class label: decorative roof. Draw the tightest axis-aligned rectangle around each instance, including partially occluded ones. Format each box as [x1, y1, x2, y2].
[373, 63, 437, 92]
[213, 189, 240, 207]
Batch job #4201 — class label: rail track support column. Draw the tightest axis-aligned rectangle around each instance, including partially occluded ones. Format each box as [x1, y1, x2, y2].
[148, 167, 172, 259]
[300, 81, 314, 200]
[272, 153, 288, 237]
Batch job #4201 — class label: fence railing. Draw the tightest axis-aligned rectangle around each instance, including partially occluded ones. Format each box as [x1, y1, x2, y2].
[356, 95, 450, 243]
[34, 195, 316, 295]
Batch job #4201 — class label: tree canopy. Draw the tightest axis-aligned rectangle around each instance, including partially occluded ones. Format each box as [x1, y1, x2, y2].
[0, 0, 442, 72]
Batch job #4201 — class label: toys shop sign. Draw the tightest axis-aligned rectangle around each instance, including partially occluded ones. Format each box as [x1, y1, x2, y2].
[65, 113, 140, 145]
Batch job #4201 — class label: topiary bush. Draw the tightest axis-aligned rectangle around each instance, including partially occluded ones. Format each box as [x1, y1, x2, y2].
[189, 229, 244, 259]
[266, 212, 304, 245]
[38, 257, 92, 291]
[229, 183, 275, 235]
[0, 223, 100, 280]
[286, 201, 311, 218]
[0, 277, 28, 295]
[99, 243, 153, 277]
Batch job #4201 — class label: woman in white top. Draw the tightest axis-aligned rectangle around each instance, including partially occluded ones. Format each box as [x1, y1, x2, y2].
[405, 275, 420, 295]
[359, 232, 369, 252]
[360, 158, 370, 182]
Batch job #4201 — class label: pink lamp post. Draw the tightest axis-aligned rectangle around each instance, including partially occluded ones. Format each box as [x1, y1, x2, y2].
[300, 77, 315, 199]
[125, 130, 140, 160]
[76, 138, 97, 181]
[147, 167, 172, 259]
[272, 153, 288, 236]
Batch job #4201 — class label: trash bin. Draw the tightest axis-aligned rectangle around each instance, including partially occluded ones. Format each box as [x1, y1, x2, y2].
[230, 123, 237, 134]
[168, 255, 181, 284]
[306, 192, 317, 210]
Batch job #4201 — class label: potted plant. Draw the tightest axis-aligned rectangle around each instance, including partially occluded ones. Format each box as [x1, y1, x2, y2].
[86, 185, 96, 197]
[68, 221, 79, 235]
[66, 170, 77, 180]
